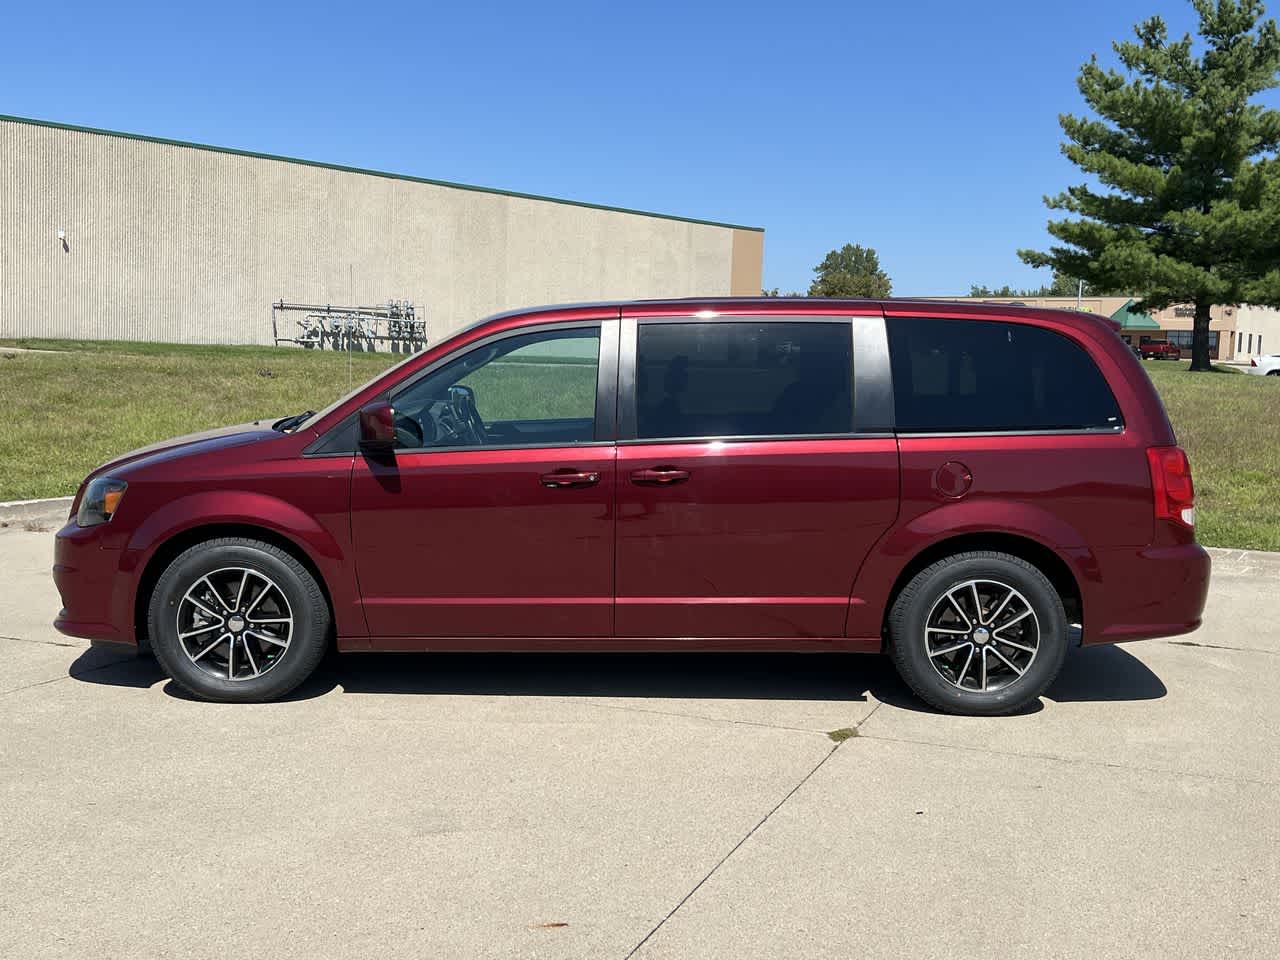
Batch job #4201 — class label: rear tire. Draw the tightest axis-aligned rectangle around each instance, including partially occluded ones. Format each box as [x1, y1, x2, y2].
[888, 551, 1068, 716]
[147, 537, 330, 703]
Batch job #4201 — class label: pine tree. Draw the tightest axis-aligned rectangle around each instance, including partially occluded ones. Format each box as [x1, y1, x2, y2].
[1019, 0, 1280, 370]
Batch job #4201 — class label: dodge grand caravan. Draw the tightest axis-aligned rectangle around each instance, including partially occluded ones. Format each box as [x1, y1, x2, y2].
[54, 298, 1210, 714]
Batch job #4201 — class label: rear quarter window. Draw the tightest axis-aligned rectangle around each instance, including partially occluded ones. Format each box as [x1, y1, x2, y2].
[886, 317, 1123, 434]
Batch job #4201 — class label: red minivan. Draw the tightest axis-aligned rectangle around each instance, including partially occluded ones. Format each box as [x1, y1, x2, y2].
[53, 299, 1210, 714]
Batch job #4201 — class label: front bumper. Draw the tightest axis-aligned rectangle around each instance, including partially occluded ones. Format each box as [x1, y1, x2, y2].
[52, 521, 136, 647]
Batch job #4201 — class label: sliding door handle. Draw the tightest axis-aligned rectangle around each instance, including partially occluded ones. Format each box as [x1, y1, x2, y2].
[540, 469, 601, 488]
[630, 467, 690, 486]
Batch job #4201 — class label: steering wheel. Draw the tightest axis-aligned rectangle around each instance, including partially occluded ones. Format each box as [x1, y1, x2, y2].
[393, 415, 424, 449]
[429, 402, 468, 446]
[448, 385, 487, 445]
[462, 396, 486, 444]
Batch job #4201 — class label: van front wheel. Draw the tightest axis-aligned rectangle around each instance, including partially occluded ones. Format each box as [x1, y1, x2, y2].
[888, 551, 1068, 716]
[147, 537, 330, 703]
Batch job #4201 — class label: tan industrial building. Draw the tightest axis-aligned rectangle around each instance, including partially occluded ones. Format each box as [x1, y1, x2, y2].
[941, 295, 1280, 361]
[1, 115, 764, 348]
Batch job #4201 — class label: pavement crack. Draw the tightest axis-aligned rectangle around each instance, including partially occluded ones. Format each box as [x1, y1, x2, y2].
[0, 634, 81, 648]
[0, 656, 136, 699]
[623, 741, 844, 958]
[856, 700, 884, 730]
[1164, 639, 1277, 656]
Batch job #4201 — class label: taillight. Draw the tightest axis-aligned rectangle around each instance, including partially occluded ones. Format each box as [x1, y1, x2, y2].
[1147, 446, 1195, 529]
[1251, 357, 1258, 366]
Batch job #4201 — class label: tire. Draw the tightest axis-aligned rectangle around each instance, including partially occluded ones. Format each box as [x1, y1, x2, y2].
[888, 551, 1069, 716]
[147, 537, 330, 703]
[1267, 370, 1279, 377]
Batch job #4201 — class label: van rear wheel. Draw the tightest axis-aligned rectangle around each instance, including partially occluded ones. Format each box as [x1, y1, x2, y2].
[888, 551, 1068, 716]
[147, 537, 330, 702]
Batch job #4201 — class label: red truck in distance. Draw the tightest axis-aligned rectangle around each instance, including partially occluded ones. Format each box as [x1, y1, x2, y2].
[1139, 339, 1182, 360]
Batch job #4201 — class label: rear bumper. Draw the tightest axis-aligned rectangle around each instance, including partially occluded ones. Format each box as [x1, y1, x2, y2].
[1083, 542, 1210, 644]
[52, 521, 137, 648]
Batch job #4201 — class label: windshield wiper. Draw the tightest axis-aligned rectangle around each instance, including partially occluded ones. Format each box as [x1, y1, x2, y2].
[272, 410, 316, 433]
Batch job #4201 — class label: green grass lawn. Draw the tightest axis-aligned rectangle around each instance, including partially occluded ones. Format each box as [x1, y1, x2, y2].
[2, 340, 1278, 550]
[1140, 359, 1280, 551]
[0, 339, 404, 502]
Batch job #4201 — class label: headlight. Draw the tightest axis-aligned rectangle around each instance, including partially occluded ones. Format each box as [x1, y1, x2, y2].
[76, 478, 128, 527]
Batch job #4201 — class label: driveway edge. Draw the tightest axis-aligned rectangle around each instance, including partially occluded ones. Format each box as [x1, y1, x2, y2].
[1205, 546, 1280, 576]
[0, 496, 72, 527]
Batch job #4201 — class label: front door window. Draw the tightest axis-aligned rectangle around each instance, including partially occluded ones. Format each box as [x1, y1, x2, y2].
[391, 328, 601, 449]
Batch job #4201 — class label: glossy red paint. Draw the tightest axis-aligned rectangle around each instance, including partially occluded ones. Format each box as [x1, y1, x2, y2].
[357, 401, 396, 450]
[52, 296, 1209, 659]
[616, 438, 899, 639]
[56, 426, 363, 647]
[843, 432, 1172, 644]
[350, 444, 615, 638]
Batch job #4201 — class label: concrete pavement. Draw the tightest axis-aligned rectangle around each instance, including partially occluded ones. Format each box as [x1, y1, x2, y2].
[0, 527, 1275, 959]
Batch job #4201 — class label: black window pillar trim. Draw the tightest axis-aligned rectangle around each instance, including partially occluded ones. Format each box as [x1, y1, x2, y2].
[618, 316, 639, 440]
[616, 312, 895, 442]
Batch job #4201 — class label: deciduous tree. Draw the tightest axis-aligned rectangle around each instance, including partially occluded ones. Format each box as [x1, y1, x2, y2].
[809, 244, 892, 298]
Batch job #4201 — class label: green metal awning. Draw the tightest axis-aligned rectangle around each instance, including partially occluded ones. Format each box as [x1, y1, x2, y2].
[1111, 299, 1161, 330]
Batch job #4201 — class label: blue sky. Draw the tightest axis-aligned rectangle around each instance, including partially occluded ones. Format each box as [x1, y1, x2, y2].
[5, 0, 1270, 295]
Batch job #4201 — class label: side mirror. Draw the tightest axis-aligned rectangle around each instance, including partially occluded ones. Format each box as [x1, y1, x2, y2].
[358, 401, 396, 453]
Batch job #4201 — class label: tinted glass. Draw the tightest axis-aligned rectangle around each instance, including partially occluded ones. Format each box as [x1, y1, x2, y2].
[390, 327, 600, 448]
[887, 317, 1122, 433]
[1167, 331, 1218, 350]
[635, 321, 852, 439]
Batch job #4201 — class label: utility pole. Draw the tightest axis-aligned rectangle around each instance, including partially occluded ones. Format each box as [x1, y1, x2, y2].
[1077, 279, 1084, 310]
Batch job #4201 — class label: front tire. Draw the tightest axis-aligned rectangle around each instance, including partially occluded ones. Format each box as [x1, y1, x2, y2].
[147, 537, 330, 702]
[888, 551, 1068, 716]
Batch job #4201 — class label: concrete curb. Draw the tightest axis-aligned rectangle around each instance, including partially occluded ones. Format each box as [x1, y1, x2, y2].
[0, 496, 73, 528]
[1205, 546, 1280, 577]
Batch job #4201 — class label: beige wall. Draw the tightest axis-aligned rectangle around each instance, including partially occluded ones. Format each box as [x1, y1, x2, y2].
[1, 118, 763, 346]
[729, 228, 765, 296]
[1227, 305, 1280, 358]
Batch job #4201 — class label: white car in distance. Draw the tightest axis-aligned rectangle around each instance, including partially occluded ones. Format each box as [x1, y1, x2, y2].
[1246, 354, 1280, 376]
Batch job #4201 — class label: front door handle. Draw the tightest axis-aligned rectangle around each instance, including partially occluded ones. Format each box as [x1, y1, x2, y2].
[630, 467, 691, 486]
[540, 469, 601, 489]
